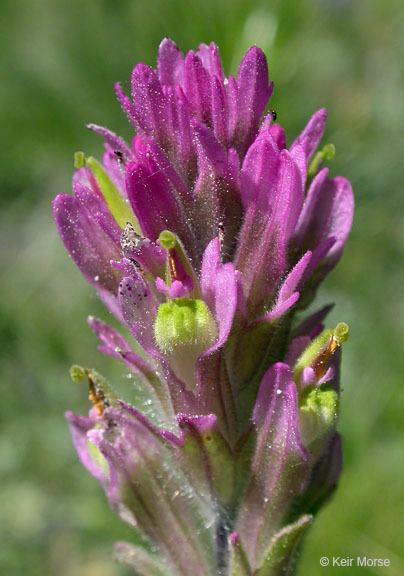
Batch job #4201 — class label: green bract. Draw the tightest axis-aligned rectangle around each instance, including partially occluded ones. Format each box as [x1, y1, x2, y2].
[154, 298, 218, 390]
[154, 298, 217, 353]
[298, 385, 339, 454]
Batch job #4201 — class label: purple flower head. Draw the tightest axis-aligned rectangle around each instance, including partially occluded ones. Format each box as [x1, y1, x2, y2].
[55, 39, 353, 574]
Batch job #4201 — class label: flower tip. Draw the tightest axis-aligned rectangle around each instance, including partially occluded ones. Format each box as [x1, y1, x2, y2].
[64, 410, 76, 422]
[244, 44, 266, 60]
[334, 322, 349, 344]
[159, 37, 177, 50]
[158, 230, 176, 251]
[52, 192, 70, 211]
[316, 107, 327, 121]
[70, 364, 86, 383]
[114, 81, 126, 101]
[74, 151, 86, 170]
[177, 413, 217, 431]
[323, 143, 336, 161]
[132, 61, 154, 81]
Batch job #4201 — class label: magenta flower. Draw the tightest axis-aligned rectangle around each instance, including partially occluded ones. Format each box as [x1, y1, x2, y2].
[54, 39, 353, 575]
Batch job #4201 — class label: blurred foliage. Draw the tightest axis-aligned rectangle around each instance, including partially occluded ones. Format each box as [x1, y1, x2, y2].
[1, 0, 404, 574]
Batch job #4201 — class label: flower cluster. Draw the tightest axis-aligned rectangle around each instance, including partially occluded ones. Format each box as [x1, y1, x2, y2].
[54, 39, 353, 575]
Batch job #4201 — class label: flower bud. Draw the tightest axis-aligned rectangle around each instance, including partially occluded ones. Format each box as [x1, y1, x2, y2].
[298, 384, 338, 456]
[154, 298, 217, 388]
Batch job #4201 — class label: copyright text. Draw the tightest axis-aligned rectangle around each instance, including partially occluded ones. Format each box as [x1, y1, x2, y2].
[320, 556, 391, 567]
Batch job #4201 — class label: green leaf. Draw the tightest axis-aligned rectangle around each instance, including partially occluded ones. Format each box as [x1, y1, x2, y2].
[298, 384, 339, 454]
[180, 415, 236, 505]
[114, 541, 174, 576]
[226, 316, 292, 432]
[255, 515, 313, 576]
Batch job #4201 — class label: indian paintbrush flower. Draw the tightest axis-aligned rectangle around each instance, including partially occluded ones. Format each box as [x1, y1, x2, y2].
[54, 39, 353, 575]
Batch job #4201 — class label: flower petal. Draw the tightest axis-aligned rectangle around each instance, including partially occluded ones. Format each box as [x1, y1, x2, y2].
[65, 411, 107, 485]
[73, 182, 122, 244]
[192, 120, 242, 251]
[157, 38, 184, 87]
[118, 273, 160, 357]
[115, 82, 137, 126]
[293, 168, 354, 272]
[236, 147, 304, 313]
[211, 73, 228, 148]
[88, 315, 154, 375]
[125, 146, 198, 262]
[197, 240, 239, 438]
[184, 52, 212, 125]
[238, 128, 279, 211]
[268, 124, 287, 150]
[92, 404, 217, 575]
[236, 363, 310, 567]
[196, 42, 225, 83]
[231, 46, 273, 155]
[131, 63, 169, 143]
[200, 239, 237, 346]
[255, 251, 312, 321]
[53, 192, 121, 293]
[120, 223, 166, 278]
[291, 108, 327, 162]
[86, 124, 134, 161]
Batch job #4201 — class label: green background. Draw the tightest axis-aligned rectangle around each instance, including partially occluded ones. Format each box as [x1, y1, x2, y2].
[1, 0, 403, 574]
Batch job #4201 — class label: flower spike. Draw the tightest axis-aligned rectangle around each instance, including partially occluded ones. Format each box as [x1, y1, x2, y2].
[55, 39, 353, 575]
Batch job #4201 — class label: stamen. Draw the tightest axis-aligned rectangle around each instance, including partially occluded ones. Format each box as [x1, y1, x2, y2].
[88, 379, 106, 416]
[218, 220, 225, 257]
[70, 365, 116, 415]
[293, 323, 349, 385]
[169, 249, 178, 281]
